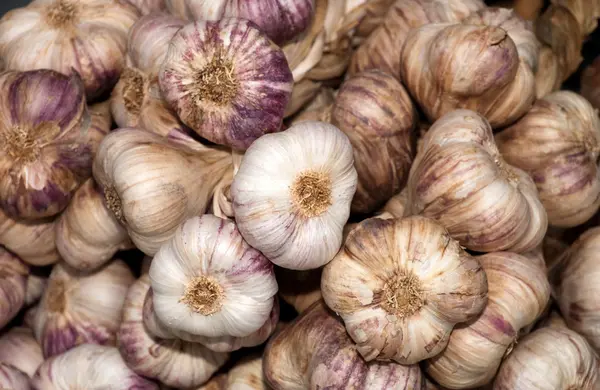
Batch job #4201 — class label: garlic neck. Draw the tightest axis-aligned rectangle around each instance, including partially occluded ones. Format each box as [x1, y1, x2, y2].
[46, 1, 78, 29]
[180, 275, 224, 316]
[290, 170, 333, 218]
[381, 271, 425, 317]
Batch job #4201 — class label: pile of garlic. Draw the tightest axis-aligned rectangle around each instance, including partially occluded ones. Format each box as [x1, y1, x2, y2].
[0, 0, 599, 388]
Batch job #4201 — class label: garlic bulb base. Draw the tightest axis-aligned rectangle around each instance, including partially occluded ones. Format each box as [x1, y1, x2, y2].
[381, 271, 425, 318]
[181, 276, 225, 316]
[290, 170, 332, 218]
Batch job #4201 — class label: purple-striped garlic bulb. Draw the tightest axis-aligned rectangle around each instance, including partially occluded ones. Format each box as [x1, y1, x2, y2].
[0, 363, 30, 390]
[0, 327, 44, 377]
[322, 216, 488, 364]
[149, 215, 278, 338]
[127, 0, 166, 15]
[0, 70, 93, 221]
[159, 18, 293, 150]
[118, 275, 229, 388]
[0, 0, 140, 100]
[165, 0, 313, 45]
[0, 247, 28, 329]
[33, 260, 134, 357]
[31, 344, 159, 390]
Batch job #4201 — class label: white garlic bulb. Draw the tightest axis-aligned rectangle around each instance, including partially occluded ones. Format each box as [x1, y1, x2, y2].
[31, 344, 159, 389]
[0, 327, 43, 377]
[34, 260, 135, 357]
[231, 120, 358, 270]
[0, 247, 28, 329]
[0, 362, 30, 390]
[149, 215, 278, 338]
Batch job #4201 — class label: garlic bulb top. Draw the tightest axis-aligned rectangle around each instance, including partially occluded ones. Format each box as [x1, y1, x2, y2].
[407, 109, 547, 253]
[322, 216, 488, 364]
[0, 0, 140, 100]
[0, 363, 30, 390]
[496, 91, 600, 227]
[165, 0, 314, 45]
[159, 18, 293, 150]
[31, 344, 159, 389]
[34, 260, 135, 357]
[0, 70, 92, 221]
[150, 215, 278, 338]
[0, 247, 29, 329]
[0, 327, 44, 377]
[231, 120, 358, 270]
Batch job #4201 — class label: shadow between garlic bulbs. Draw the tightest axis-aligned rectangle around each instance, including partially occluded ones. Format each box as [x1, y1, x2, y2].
[0, 247, 28, 329]
[321, 215, 488, 365]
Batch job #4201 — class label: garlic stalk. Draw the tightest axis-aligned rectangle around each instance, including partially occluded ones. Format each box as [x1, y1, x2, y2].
[0, 327, 44, 377]
[33, 260, 135, 357]
[0, 363, 30, 390]
[31, 344, 159, 389]
[25, 272, 47, 306]
[231, 120, 357, 270]
[0, 247, 28, 329]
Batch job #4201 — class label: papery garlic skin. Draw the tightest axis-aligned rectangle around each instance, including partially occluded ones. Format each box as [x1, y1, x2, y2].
[0, 0, 140, 99]
[231, 121, 357, 270]
[159, 18, 293, 150]
[0, 363, 30, 390]
[150, 215, 278, 338]
[264, 301, 425, 389]
[26, 273, 48, 306]
[407, 109, 547, 253]
[222, 356, 269, 389]
[127, 0, 166, 15]
[119, 275, 229, 388]
[165, 0, 313, 45]
[31, 344, 158, 390]
[34, 260, 134, 357]
[536, 45, 562, 98]
[494, 327, 599, 389]
[496, 91, 600, 228]
[322, 216, 488, 364]
[0, 70, 92, 221]
[0, 247, 28, 329]
[0, 327, 44, 377]
[426, 252, 551, 389]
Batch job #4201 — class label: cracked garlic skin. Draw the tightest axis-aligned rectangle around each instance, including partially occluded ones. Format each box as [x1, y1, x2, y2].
[0, 363, 30, 390]
[119, 275, 229, 388]
[0, 247, 28, 329]
[150, 215, 278, 338]
[401, 8, 537, 129]
[494, 326, 599, 389]
[407, 109, 547, 253]
[0, 327, 44, 377]
[322, 216, 488, 365]
[497, 91, 600, 228]
[231, 120, 358, 270]
[159, 18, 293, 150]
[264, 301, 425, 389]
[0, 0, 139, 100]
[0, 70, 93, 221]
[31, 344, 158, 390]
[426, 252, 551, 389]
[33, 260, 134, 357]
[549, 227, 600, 354]
[332, 70, 416, 214]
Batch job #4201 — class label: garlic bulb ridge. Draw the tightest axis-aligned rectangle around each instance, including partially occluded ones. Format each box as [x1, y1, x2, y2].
[0, 247, 28, 329]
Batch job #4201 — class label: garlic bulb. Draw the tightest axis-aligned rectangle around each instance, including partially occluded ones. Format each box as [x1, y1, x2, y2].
[231, 121, 357, 270]
[0, 247, 28, 329]
[223, 356, 268, 389]
[119, 275, 229, 388]
[264, 301, 425, 389]
[0, 363, 30, 390]
[150, 215, 278, 338]
[0, 70, 92, 221]
[494, 326, 599, 389]
[380, 188, 409, 219]
[0, 0, 140, 99]
[331, 70, 416, 214]
[426, 252, 551, 389]
[93, 128, 231, 255]
[31, 344, 159, 389]
[496, 91, 600, 227]
[159, 18, 294, 150]
[536, 45, 562, 98]
[0, 327, 44, 377]
[581, 56, 600, 110]
[26, 273, 48, 306]
[165, 0, 313, 45]
[127, 0, 166, 15]
[549, 227, 600, 353]
[322, 216, 488, 364]
[407, 109, 547, 253]
[33, 260, 135, 357]
[276, 266, 323, 314]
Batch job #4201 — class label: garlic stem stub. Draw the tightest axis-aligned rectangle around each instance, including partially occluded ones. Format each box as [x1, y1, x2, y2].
[0, 327, 44, 377]
[322, 216, 488, 364]
[0, 247, 28, 330]
[0, 70, 93, 221]
[33, 260, 135, 357]
[0, 362, 30, 390]
[231, 120, 358, 270]
[31, 344, 159, 390]
[149, 215, 278, 338]
[159, 18, 294, 150]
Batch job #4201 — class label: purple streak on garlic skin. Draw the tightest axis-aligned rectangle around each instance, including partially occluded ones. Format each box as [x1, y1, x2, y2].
[127, 0, 166, 15]
[41, 320, 112, 358]
[0, 363, 31, 390]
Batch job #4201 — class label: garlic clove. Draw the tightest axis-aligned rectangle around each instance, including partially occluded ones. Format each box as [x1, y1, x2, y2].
[0, 70, 93, 220]
[159, 18, 294, 150]
[276, 266, 323, 314]
[119, 275, 229, 388]
[231, 120, 358, 270]
[31, 344, 159, 389]
[0, 0, 140, 100]
[0, 247, 29, 330]
[25, 272, 48, 307]
[126, 0, 166, 15]
[0, 327, 44, 377]
[33, 259, 135, 357]
[322, 216, 488, 364]
[0, 363, 30, 390]
[149, 215, 278, 338]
